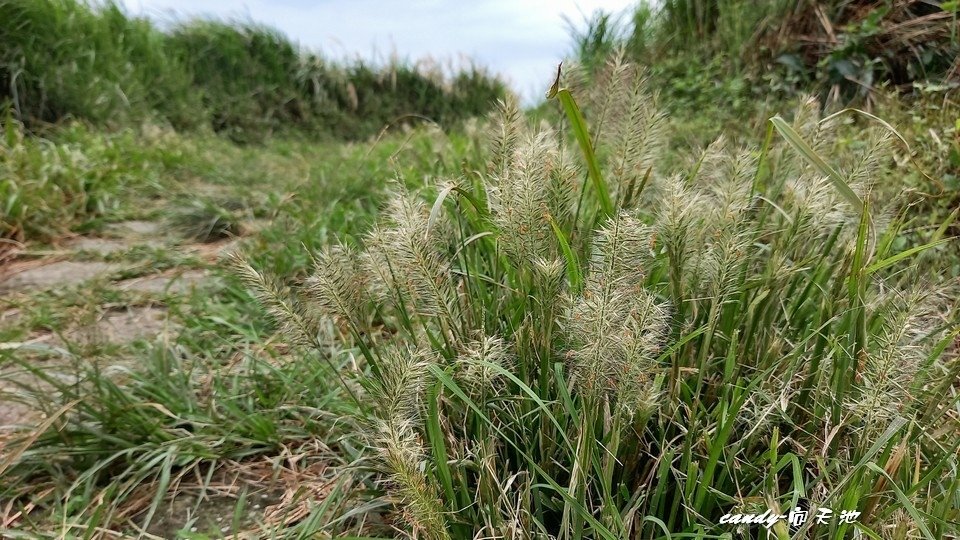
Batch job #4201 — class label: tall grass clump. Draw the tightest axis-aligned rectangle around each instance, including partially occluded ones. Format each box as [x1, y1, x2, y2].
[0, 0, 201, 129]
[167, 20, 312, 143]
[331, 59, 508, 141]
[640, 0, 790, 63]
[238, 55, 959, 538]
[0, 0, 506, 141]
[0, 115, 176, 246]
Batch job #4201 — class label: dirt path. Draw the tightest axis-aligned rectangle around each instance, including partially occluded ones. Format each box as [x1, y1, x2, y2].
[0, 220, 243, 431]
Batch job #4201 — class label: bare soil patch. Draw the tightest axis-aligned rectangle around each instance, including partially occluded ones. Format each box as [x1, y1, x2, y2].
[119, 269, 211, 295]
[64, 237, 131, 255]
[107, 220, 163, 237]
[65, 306, 175, 344]
[0, 260, 119, 294]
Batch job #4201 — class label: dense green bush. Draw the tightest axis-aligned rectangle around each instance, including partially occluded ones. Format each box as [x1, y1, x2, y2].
[0, 0, 506, 141]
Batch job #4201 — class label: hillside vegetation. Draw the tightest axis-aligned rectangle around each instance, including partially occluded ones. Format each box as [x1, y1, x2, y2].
[0, 0, 505, 142]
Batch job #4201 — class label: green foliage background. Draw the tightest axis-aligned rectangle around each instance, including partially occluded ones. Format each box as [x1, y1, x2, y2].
[0, 0, 506, 142]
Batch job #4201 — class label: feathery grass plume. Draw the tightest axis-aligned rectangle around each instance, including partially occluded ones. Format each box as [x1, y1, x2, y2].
[558, 58, 590, 99]
[488, 129, 567, 265]
[587, 212, 653, 292]
[379, 425, 450, 540]
[774, 100, 883, 249]
[488, 98, 523, 177]
[362, 183, 457, 328]
[370, 345, 450, 540]
[655, 173, 710, 301]
[688, 135, 729, 186]
[566, 212, 666, 404]
[783, 99, 859, 211]
[791, 95, 838, 158]
[851, 288, 945, 431]
[602, 65, 666, 206]
[783, 173, 850, 235]
[576, 49, 668, 206]
[227, 252, 316, 347]
[615, 291, 669, 418]
[567, 283, 631, 397]
[841, 130, 898, 233]
[531, 256, 568, 313]
[708, 147, 757, 220]
[370, 344, 431, 446]
[455, 334, 512, 394]
[844, 129, 894, 193]
[304, 242, 369, 330]
[772, 96, 839, 186]
[699, 223, 753, 301]
[545, 140, 582, 229]
[581, 49, 633, 146]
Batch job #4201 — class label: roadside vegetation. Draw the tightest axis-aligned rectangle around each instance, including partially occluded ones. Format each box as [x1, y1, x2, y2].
[1, 1, 958, 539]
[0, 0, 505, 142]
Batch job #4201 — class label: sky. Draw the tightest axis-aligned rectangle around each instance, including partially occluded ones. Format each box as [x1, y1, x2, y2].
[120, 0, 637, 102]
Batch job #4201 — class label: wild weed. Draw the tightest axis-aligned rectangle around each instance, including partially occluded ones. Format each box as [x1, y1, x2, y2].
[240, 55, 960, 538]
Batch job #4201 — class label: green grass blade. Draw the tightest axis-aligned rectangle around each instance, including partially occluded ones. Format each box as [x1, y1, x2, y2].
[425, 381, 458, 512]
[769, 115, 863, 211]
[426, 183, 456, 239]
[865, 238, 952, 274]
[865, 463, 936, 540]
[547, 212, 583, 293]
[428, 364, 619, 540]
[549, 78, 613, 216]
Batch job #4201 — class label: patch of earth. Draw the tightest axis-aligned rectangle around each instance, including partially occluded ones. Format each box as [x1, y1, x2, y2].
[119, 269, 211, 294]
[63, 306, 176, 344]
[1, 306, 176, 429]
[0, 397, 34, 434]
[64, 237, 131, 255]
[21, 306, 176, 348]
[1, 308, 20, 327]
[147, 486, 287, 538]
[0, 260, 120, 294]
[144, 461, 338, 538]
[0, 342, 82, 431]
[0, 358, 137, 435]
[107, 220, 163, 238]
[185, 237, 243, 261]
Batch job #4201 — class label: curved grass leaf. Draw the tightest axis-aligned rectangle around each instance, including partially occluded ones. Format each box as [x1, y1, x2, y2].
[769, 115, 863, 211]
[548, 67, 614, 217]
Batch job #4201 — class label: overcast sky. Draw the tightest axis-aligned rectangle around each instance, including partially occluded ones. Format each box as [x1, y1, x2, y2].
[120, 0, 637, 102]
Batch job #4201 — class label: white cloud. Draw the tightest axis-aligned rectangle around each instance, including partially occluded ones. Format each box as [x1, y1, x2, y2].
[121, 0, 637, 102]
